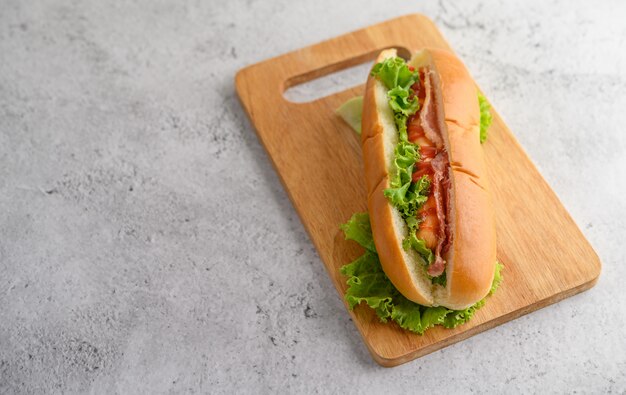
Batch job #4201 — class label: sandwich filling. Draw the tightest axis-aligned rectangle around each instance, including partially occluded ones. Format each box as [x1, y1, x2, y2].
[407, 68, 450, 278]
[371, 57, 450, 283]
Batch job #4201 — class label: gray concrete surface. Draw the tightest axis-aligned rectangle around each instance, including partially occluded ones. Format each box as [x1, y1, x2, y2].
[1, 0, 625, 393]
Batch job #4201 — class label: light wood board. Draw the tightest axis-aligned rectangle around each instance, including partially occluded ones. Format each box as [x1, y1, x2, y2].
[235, 14, 601, 367]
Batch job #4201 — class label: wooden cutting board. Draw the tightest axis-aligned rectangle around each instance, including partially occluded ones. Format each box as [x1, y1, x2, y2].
[235, 14, 601, 367]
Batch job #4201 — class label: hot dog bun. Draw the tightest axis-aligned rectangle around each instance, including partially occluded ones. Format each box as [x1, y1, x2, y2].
[361, 48, 496, 310]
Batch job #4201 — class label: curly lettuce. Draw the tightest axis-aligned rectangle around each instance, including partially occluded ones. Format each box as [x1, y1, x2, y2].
[371, 57, 418, 91]
[340, 213, 503, 334]
[339, 212, 376, 253]
[402, 231, 434, 265]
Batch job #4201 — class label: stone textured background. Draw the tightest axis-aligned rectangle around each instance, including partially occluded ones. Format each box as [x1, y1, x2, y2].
[1, 0, 625, 393]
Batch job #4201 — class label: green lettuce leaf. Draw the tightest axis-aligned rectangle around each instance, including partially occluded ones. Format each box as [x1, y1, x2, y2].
[394, 113, 409, 142]
[393, 140, 419, 169]
[340, 213, 504, 335]
[431, 274, 447, 286]
[391, 298, 450, 333]
[383, 143, 430, 220]
[371, 57, 418, 90]
[478, 92, 492, 144]
[340, 250, 383, 277]
[340, 212, 376, 253]
[384, 155, 430, 220]
[388, 86, 419, 116]
[344, 271, 395, 319]
[336, 96, 363, 134]
[402, 230, 434, 265]
[442, 299, 486, 329]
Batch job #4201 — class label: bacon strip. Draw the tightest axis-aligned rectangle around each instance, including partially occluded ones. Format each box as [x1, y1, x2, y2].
[420, 69, 443, 149]
[406, 67, 449, 278]
[427, 153, 448, 277]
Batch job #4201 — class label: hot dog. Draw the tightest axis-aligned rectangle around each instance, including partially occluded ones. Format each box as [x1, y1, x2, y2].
[361, 48, 496, 310]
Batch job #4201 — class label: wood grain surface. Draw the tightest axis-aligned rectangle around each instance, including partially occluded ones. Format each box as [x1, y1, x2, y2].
[235, 14, 601, 367]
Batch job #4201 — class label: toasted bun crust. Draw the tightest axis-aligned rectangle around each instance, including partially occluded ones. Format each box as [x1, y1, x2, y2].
[362, 48, 496, 310]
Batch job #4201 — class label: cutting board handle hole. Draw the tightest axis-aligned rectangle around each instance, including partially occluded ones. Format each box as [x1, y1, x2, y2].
[283, 46, 411, 103]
